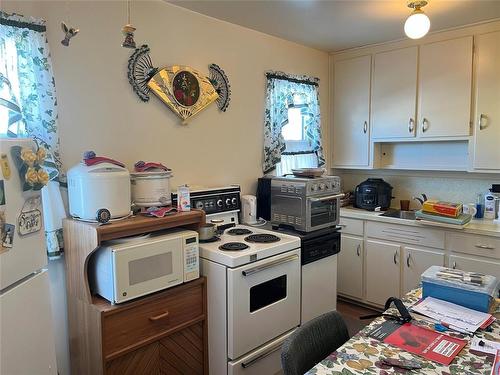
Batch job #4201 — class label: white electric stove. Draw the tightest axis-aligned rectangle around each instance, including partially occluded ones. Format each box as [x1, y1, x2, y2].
[200, 225, 301, 375]
[200, 225, 300, 267]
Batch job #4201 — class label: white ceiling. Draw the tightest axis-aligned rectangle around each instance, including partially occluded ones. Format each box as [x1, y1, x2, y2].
[168, 0, 500, 52]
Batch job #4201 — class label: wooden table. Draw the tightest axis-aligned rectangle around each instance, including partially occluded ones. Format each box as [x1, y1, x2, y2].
[308, 289, 500, 375]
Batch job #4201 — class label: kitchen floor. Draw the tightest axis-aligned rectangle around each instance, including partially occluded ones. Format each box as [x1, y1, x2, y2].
[336, 299, 381, 337]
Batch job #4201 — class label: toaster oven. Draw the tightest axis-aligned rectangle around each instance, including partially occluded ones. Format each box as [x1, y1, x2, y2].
[271, 176, 343, 232]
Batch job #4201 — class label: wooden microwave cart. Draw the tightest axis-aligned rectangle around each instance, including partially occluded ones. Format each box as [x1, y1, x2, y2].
[63, 210, 208, 375]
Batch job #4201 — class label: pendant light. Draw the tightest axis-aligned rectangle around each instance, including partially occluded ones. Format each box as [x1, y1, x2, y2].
[404, 0, 430, 40]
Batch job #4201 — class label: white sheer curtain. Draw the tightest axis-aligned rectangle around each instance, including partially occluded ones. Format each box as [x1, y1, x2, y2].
[275, 151, 318, 176]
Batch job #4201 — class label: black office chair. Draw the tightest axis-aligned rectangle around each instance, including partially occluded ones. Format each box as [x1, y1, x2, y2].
[281, 311, 350, 375]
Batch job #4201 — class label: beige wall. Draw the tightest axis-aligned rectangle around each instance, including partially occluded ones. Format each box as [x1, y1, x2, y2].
[5, 0, 330, 196]
[2, 2, 329, 374]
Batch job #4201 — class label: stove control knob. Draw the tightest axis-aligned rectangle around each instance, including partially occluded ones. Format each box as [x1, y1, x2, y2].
[195, 201, 204, 209]
[216, 199, 223, 207]
[225, 198, 231, 206]
[319, 183, 326, 190]
[231, 197, 237, 205]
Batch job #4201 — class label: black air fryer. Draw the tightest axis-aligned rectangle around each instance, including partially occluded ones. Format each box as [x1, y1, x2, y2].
[354, 178, 393, 211]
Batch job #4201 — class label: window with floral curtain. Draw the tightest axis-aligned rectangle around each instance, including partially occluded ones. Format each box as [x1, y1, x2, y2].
[263, 71, 325, 175]
[1, 12, 65, 258]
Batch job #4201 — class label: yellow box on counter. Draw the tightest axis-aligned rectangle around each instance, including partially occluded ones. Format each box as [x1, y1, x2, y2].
[422, 200, 462, 218]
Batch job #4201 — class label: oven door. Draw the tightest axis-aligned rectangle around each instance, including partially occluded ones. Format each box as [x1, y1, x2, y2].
[113, 238, 184, 303]
[306, 193, 343, 231]
[227, 249, 301, 360]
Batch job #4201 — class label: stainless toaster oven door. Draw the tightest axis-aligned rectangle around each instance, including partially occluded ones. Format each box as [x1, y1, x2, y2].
[271, 194, 305, 230]
[306, 193, 343, 231]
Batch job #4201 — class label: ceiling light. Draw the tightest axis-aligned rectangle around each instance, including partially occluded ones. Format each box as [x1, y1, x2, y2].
[404, 0, 430, 40]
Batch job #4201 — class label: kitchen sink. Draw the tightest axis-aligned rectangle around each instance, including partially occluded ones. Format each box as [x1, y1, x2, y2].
[379, 209, 416, 220]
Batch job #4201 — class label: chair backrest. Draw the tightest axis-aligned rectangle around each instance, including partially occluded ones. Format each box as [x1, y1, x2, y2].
[281, 311, 350, 375]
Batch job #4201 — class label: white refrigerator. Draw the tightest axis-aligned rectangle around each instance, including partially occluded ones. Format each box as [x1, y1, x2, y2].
[0, 137, 57, 374]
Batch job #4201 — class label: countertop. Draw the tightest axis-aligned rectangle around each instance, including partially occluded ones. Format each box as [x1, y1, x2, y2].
[341, 206, 500, 237]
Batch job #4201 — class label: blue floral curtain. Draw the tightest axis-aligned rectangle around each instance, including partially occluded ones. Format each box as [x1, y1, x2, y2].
[1, 12, 65, 258]
[263, 71, 325, 173]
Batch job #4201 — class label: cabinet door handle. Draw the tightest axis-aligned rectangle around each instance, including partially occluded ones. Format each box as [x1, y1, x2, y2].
[479, 113, 487, 130]
[452, 261, 457, 269]
[393, 251, 398, 264]
[408, 118, 415, 133]
[406, 253, 411, 268]
[475, 244, 495, 250]
[421, 118, 429, 133]
[356, 244, 361, 257]
[363, 121, 368, 134]
[149, 311, 169, 322]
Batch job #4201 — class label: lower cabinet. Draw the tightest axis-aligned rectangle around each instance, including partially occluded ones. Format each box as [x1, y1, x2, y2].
[365, 239, 401, 306]
[338, 234, 364, 299]
[402, 246, 445, 294]
[339, 215, 499, 308]
[68, 278, 208, 375]
[106, 322, 205, 375]
[449, 254, 500, 280]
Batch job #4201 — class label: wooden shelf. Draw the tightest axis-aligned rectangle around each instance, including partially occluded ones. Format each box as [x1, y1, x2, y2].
[63, 210, 208, 375]
[64, 209, 205, 303]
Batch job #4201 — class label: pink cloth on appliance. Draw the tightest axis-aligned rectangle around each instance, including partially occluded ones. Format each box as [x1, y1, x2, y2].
[134, 161, 171, 172]
[83, 154, 125, 168]
[141, 206, 177, 218]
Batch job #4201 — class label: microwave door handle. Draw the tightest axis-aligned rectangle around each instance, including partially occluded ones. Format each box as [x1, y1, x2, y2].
[309, 193, 345, 202]
[241, 254, 299, 277]
[241, 342, 283, 368]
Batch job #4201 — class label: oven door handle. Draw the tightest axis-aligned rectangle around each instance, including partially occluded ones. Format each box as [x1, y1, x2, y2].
[241, 254, 299, 277]
[308, 193, 345, 202]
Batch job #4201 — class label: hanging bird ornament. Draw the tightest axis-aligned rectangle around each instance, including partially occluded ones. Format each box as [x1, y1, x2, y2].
[60, 22, 79, 47]
[127, 45, 231, 123]
[121, 1, 137, 49]
[121, 24, 137, 49]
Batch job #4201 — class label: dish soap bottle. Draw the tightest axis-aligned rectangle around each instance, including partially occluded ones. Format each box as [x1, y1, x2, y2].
[484, 190, 496, 219]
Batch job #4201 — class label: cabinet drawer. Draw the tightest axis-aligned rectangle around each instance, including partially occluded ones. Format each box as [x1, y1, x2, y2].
[339, 217, 364, 236]
[446, 232, 500, 260]
[366, 221, 444, 249]
[102, 282, 204, 359]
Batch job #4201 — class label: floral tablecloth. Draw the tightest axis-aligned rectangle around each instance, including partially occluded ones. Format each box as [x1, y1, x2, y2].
[307, 289, 500, 375]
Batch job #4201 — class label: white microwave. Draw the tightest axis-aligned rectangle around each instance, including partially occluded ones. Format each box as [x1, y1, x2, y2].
[88, 229, 199, 304]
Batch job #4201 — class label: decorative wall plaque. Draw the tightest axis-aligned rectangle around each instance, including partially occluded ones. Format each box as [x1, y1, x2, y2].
[127, 45, 231, 124]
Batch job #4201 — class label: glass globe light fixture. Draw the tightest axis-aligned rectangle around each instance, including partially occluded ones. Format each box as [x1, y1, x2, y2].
[404, 1, 430, 40]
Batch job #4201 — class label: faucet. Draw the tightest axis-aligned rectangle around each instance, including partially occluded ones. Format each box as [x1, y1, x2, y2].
[412, 193, 428, 206]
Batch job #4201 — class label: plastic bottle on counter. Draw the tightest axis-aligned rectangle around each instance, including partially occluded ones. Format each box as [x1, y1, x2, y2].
[475, 192, 485, 219]
[484, 191, 496, 219]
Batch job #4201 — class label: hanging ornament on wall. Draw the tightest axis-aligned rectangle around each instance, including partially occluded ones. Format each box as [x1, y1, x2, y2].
[121, 0, 136, 49]
[127, 45, 231, 123]
[60, 1, 79, 47]
[61, 22, 79, 47]
[208, 64, 231, 112]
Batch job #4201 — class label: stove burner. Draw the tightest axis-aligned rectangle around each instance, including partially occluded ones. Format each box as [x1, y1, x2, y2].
[227, 228, 253, 236]
[245, 234, 281, 243]
[219, 242, 249, 251]
[199, 236, 221, 243]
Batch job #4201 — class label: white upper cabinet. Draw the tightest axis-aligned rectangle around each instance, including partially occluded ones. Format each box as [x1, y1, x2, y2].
[332, 55, 371, 167]
[472, 31, 500, 170]
[372, 47, 418, 139]
[418, 36, 473, 138]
